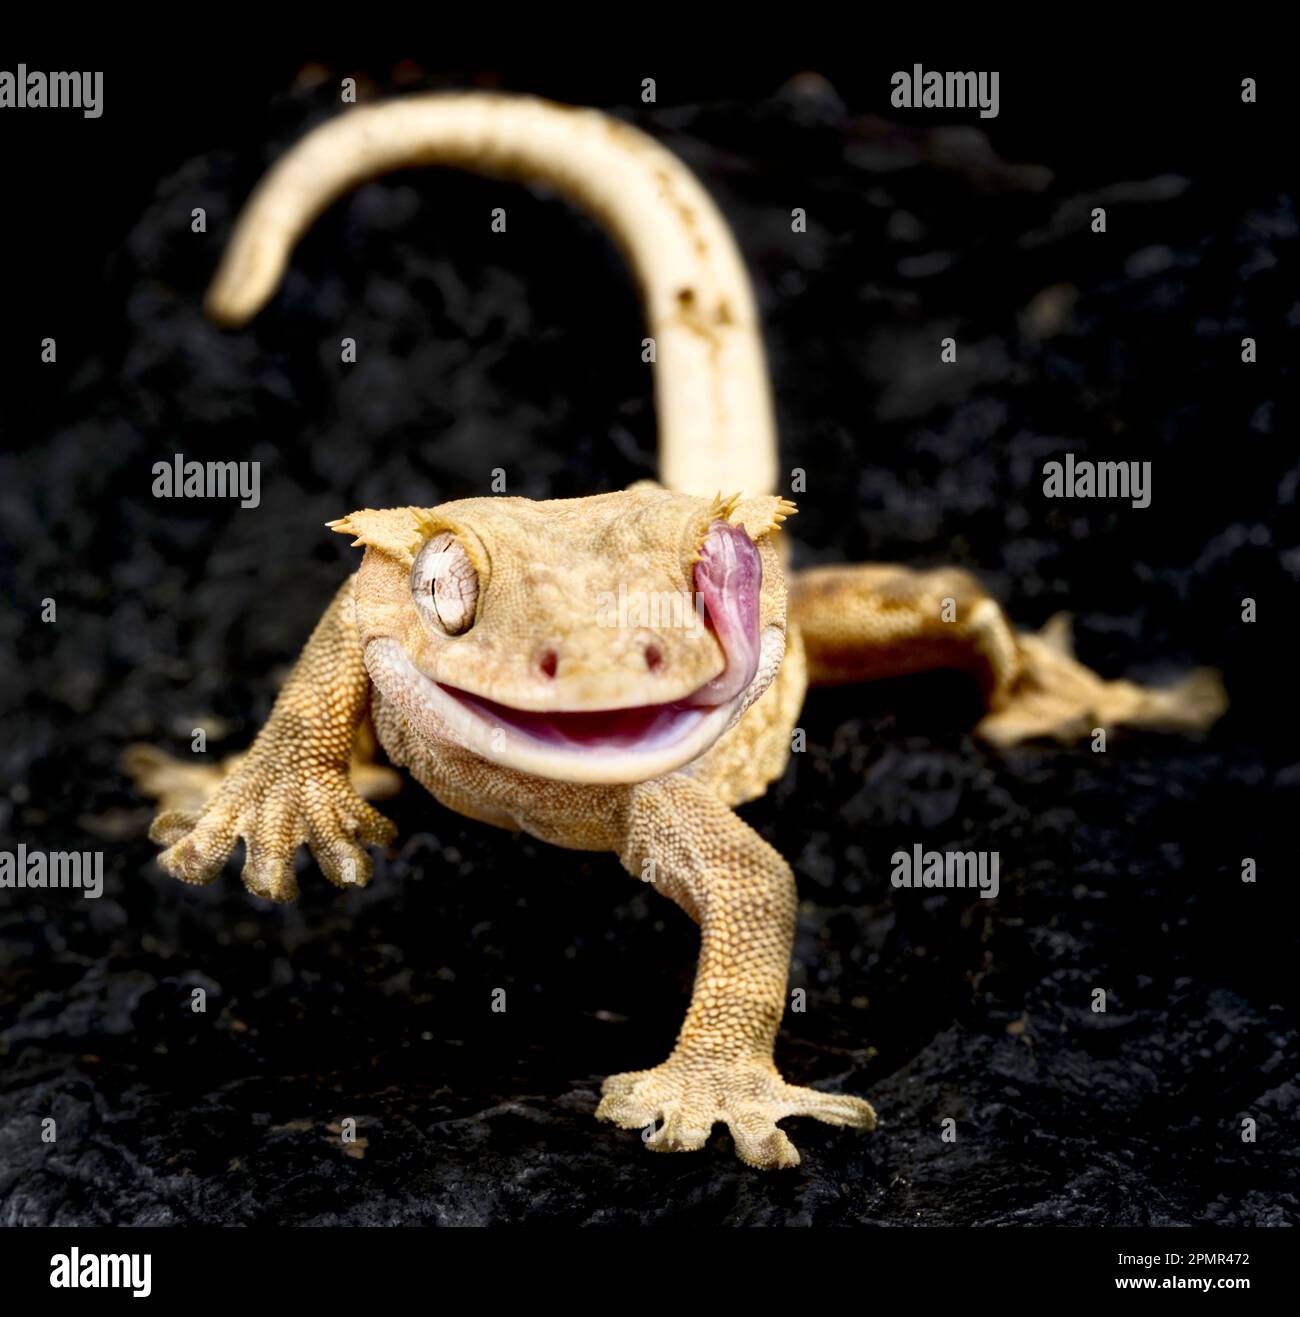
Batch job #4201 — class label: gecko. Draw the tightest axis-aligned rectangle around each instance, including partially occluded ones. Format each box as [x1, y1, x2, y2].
[127, 94, 1226, 1169]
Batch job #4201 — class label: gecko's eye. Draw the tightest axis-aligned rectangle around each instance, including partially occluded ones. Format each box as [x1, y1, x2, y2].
[411, 532, 478, 635]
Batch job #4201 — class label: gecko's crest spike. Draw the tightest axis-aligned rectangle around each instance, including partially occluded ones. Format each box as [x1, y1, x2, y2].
[328, 507, 430, 561]
[206, 93, 778, 499]
[325, 515, 363, 547]
[705, 491, 744, 524]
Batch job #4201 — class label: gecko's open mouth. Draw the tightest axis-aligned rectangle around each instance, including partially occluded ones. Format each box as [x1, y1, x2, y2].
[364, 632, 783, 786]
[373, 644, 739, 784]
[438, 684, 718, 754]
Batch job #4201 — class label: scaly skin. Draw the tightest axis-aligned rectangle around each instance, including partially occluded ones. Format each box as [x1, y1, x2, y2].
[128, 94, 1226, 1169]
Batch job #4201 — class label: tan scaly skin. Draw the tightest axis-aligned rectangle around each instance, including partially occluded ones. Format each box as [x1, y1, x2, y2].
[127, 94, 1226, 1169]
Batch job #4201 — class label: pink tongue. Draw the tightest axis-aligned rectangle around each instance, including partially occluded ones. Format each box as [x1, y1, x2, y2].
[687, 520, 762, 707]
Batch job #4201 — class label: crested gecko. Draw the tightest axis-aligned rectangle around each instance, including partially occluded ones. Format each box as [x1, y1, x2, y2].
[128, 94, 1225, 1169]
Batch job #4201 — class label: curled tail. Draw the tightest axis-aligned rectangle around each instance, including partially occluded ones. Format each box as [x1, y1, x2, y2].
[206, 92, 776, 499]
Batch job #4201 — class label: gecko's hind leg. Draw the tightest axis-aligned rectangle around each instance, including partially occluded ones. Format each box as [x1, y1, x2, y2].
[974, 611, 1226, 746]
[791, 563, 1226, 746]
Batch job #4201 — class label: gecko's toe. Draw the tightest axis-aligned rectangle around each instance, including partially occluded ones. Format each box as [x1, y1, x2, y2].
[351, 800, 398, 847]
[149, 809, 200, 847]
[595, 1090, 659, 1131]
[242, 851, 300, 903]
[731, 1114, 801, 1170]
[596, 1085, 714, 1150]
[157, 815, 239, 885]
[314, 836, 376, 890]
[302, 782, 395, 889]
[782, 1085, 877, 1130]
[599, 1068, 652, 1100]
[645, 1110, 711, 1153]
[305, 784, 397, 850]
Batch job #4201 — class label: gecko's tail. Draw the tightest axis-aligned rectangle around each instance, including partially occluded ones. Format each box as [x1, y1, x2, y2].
[206, 92, 777, 500]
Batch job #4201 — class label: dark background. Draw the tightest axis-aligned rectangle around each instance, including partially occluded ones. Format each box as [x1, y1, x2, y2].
[0, 58, 1296, 1225]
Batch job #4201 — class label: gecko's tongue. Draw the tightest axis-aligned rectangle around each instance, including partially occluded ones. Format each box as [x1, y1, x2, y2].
[684, 519, 762, 707]
[438, 522, 763, 753]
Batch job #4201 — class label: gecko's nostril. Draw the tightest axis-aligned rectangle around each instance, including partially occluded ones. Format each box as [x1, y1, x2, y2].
[644, 643, 664, 672]
[539, 649, 558, 679]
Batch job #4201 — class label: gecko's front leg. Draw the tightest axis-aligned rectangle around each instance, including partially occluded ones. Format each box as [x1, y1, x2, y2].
[598, 774, 875, 1169]
[135, 576, 396, 902]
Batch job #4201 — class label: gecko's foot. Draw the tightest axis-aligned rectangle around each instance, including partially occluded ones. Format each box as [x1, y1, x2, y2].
[976, 614, 1228, 747]
[596, 1056, 876, 1169]
[135, 752, 396, 902]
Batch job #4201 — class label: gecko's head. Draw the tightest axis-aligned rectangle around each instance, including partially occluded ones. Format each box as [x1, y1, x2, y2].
[335, 486, 795, 785]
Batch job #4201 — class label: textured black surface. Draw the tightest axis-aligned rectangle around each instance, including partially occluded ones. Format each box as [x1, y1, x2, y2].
[1, 68, 1296, 1225]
